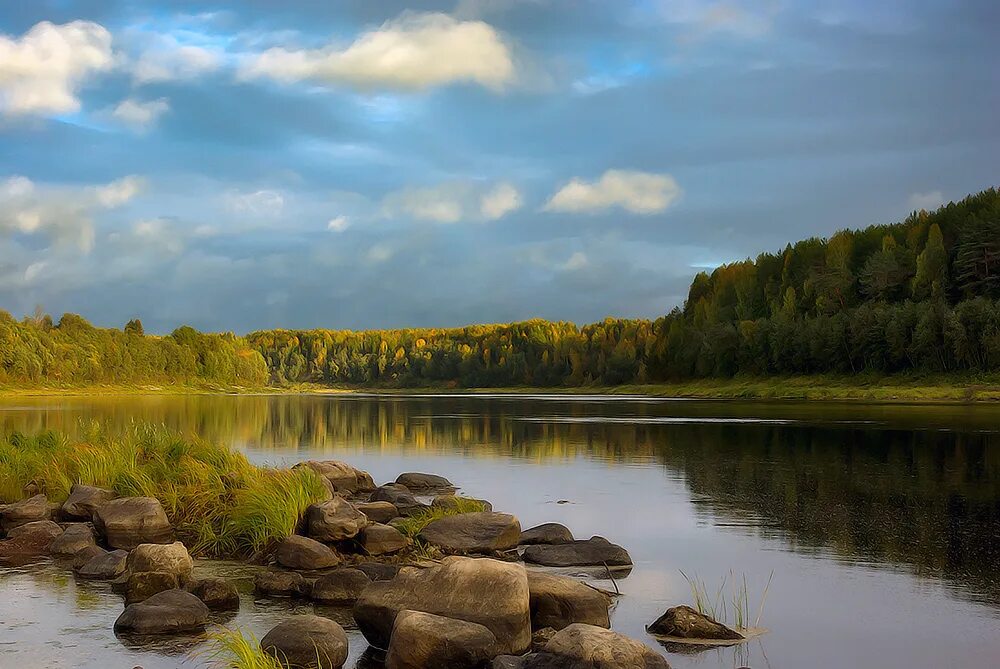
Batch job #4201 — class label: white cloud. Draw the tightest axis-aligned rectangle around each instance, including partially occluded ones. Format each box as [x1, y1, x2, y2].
[365, 242, 394, 263]
[95, 176, 145, 208]
[327, 215, 351, 232]
[223, 189, 286, 216]
[131, 38, 221, 83]
[111, 97, 170, 130]
[559, 251, 589, 271]
[480, 182, 522, 220]
[0, 21, 113, 116]
[383, 184, 466, 223]
[543, 169, 682, 215]
[651, 0, 774, 39]
[241, 12, 514, 92]
[908, 190, 945, 211]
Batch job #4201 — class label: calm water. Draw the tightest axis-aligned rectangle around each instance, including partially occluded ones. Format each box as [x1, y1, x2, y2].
[1, 393, 999, 669]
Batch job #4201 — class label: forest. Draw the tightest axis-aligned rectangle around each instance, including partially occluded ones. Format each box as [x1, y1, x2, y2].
[1, 186, 997, 388]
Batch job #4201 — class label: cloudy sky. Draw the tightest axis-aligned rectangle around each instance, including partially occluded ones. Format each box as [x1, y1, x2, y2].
[1, 0, 997, 333]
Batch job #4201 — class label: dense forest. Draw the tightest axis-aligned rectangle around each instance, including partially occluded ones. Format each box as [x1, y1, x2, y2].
[1, 186, 997, 388]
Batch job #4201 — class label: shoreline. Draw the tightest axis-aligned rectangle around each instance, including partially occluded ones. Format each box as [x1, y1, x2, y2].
[1, 375, 999, 403]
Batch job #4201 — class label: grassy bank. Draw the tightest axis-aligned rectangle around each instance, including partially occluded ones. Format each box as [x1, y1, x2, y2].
[0, 424, 327, 557]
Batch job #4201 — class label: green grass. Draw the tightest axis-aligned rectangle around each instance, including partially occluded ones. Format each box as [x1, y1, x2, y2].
[0, 422, 328, 558]
[680, 569, 773, 629]
[203, 628, 286, 669]
[391, 497, 490, 539]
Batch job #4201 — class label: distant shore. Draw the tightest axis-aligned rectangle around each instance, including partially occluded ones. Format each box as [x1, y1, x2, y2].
[1, 375, 999, 403]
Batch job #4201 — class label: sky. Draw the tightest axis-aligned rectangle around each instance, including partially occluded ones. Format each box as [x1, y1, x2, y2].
[0, 0, 997, 334]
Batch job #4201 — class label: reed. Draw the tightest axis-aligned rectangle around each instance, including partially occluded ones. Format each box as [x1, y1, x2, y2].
[679, 569, 774, 629]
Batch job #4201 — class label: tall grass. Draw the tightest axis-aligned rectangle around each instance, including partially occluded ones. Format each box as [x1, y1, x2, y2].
[204, 628, 286, 669]
[392, 497, 490, 538]
[0, 422, 327, 558]
[679, 569, 773, 629]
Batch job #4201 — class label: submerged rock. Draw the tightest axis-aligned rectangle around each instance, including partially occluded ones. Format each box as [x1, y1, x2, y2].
[49, 523, 97, 556]
[254, 569, 311, 598]
[522, 537, 631, 567]
[62, 484, 117, 520]
[185, 577, 240, 611]
[311, 568, 372, 604]
[519, 523, 573, 546]
[76, 549, 129, 579]
[386, 610, 497, 669]
[93, 497, 172, 550]
[260, 615, 349, 669]
[275, 534, 340, 570]
[306, 497, 369, 542]
[356, 501, 399, 524]
[126, 541, 194, 580]
[527, 571, 611, 631]
[1, 494, 50, 532]
[359, 523, 408, 556]
[646, 605, 743, 641]
[297, 460, 376, 494]
[524, 623, 671, 669]
[395, 472, 454, 492]
[369, 485, 428, 517]
[418, 512, 521, 554]
[114, 589, 209, 635]
[125, 571, 179, 604]
[354, 556, 531, 654]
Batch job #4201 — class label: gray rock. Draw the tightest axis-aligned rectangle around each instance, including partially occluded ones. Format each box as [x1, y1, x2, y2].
[93, 497, 172, 550]
[523, 623, 671, 669]
[386, 610, 497, 669]
[356, 501, 399, 524]
[522, 537, 631, 567]
[1, 494, 50, 531]
[311, 568, 372, 604]
[355, 561, 401, 582]
[254, 569, 311, 597]
[419, 512, 521, 554]
[185, 577, 240, 611]
[519, 523, 573, 546]
[527, 571, 611, 631]
[49, 523, 97, 556]
[369, 485, 429, 517]
[62, 484, 116, 520]
[260, 615, 349, 669]
[276, 534, 340, 570]
[492, 657, 527, 669]
[646, 605, 742, 640]
[296, 460, 376, 494]
[0, 520, 63, 562]
[306, 498, 369, 542]
[125, 571, 179, 604]
[126, 541, 193, 580]
[114, 589, 209, 635]
[359, 523, 409, 556]
[354, 556, 531, 654]
[7, 519, 63, 541]
[395, 472, 454, 492]
[76, 549, 129, 579]
[71, 544, 107, 569]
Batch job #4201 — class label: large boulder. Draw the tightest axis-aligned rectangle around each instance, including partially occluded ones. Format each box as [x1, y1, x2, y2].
[7, 519, 63, 542]
[276, 535, 340, 570]
[260, 615, 349, 669]
[355, 561, 402, 582]
[527, 571, 611, 631]
[114, 589, 209, 635]
[306, 498, 369, 542]
[126, 541, 193, 580]
[396, 472, 454, 492]
[0, 520, 63, 562]
[49, 523, 97, 556]
[93, 497, 172, 550]
[311, 568, 372, 604]
[523, 624, 671, 669]
[432, 495, 493, 513]
[354, 556, 531, 654]
[522, 537, 631, 567]
[254, 569, 311, 598]
[185, 577, 240, 611]
[386, 610, 497, 669]
[125, 571, 179, 604]
[519, 523, 573, 546]
[646, 605, 742, 640]
[369, 485, 428, 517]
[419, 512, 520, 554]
[62, 484, 116, 520]
[359, 523, 408, 556]
[296, 460, 376, 494]
[356, 501, 399, 524]
[1, 494, 50, 531]
[76, 549, 129, 579]
[71, 544, 107, 569]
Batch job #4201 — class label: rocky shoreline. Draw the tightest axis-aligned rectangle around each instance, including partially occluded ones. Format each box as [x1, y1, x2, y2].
[0, 459, 749, 669]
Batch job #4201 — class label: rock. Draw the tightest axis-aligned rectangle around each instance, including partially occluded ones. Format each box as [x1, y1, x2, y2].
[311, 568, 372, 604]
[527, 571, 611, 630]
[1, 494, 50, 531]
[519, 523, 573, 546]
[7, 519, 63, 541]
[524, 623, 671, 669]
[419, 512, 521, 554]
[125, 571, 179, 604]
[0, 520, 64, 562]
[126, 541, 193, 580]
[76, 549, 129, 579]
[254, 569, 311, 597]
[296, 460, 376, 494]
[71, 544, 107, 569]
[522, 537, 631, 567]
[395, 472, 454, 492]
[260, 615, 349, 669]
[355, 561, 401, 582]
[359, 523, 408, 556]
[354, 556, 531, 654]
[114, 589, 209, 635]
[492, 657, 527, 669]
[386, 610, 497, 669]
[306, 498, 369, 542]
[62, 484, 117, 520]
[49, 523, 97, 556]
[276, 535, 340, 570]
[532, 627, 557, 649]
[356, 501, 399, 524]
[369, 485, 428, 517]
[185, 577, 240, 611]
[93, 497, 172, 550]
[646, 605, 743, 640]
[432, 495, 493, 512]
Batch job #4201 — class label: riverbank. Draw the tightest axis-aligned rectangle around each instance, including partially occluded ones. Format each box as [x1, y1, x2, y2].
[3, 374, 1000, 402]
